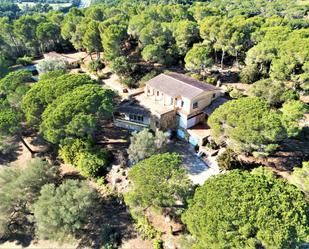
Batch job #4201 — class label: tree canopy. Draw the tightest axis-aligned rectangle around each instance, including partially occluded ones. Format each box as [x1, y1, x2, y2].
[21, 73, 96, 126]
[125, 153, 192, 209]
[59, 138, 110, 178]
[0, 0, 308, 91]
[185, 43, 213, 73]
[37, 58, 68, 74]
[0, 70, 32, 153]
[250, 78, 298, 107]
[0, 158, 58, 236]
[280, 100, 308, 137]
[208, 97, 287, 153]
[127, 129, 168, 164]
[291, 162, 309, 194]
[40, 84, 115, 144]
[208, 97, 306, 154]
[33, 180, 99, 241]
[182, 170, 309, 249]
[0, 70, 32, 98]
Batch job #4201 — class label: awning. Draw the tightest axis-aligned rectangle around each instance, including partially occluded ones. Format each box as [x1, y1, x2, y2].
[187, 123, 211, 142]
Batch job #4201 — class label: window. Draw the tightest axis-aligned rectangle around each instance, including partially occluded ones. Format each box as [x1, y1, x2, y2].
[213, 93, 216, 98]
[129, 114, 144, 123]
[157, 91, 160, 96]
[193, 102, 198, 109]
[181, 101, 184, 107]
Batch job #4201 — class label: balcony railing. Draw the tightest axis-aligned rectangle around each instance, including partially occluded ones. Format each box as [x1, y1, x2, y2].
[114, 118, 149, 128]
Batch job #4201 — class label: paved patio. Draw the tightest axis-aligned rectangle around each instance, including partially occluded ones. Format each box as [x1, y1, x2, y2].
[167, 140, 220, 185]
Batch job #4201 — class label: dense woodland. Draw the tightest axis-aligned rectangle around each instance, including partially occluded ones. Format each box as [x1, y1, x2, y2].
[0, 0, 308, 249]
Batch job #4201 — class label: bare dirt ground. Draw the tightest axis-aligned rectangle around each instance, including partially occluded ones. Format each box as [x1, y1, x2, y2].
[0, 240, 77, 249]
[238, 137, 309, 172]
[0, 130, 153, 249]
[0, 134, 50, 168]
[102, 71, 129, 97]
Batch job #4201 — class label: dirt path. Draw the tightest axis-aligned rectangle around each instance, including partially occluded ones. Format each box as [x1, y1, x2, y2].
[12, 142, 32, 169]
[0, 240, 78, 249]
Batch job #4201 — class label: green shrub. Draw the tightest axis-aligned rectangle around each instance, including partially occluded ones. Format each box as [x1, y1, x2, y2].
[265, 144, 279, 154]
[205, 140, 218, 150]
[110, 56, 135, 77]
[59, 139, 110, 179]
[97, 73, 110, 80]
[0, 135, 19, 155]
[217, 149, 240, 170]
[99, 225, 120, 249]
[229, 88, 243, 99]
[120, 76, 137, 88]
[281, 90, 299, 103]
[37, 58, 68, 74]
[136, 217, 159, 240]
[153, 239, 164, 249]
[77, 149, 110, 178]
[16, 56, 32, 66]
[59, 138, 93, 165]
[187, 73, 204, 81]
[204, 76, 217, 85]
[96, 177, 106, 187]
[176, 235, 196, 249]
[240, 64, 260, 84]
[39, 69, 66, 80]
[88, 60, 104, 73]
[130, 210, 160, 240]
[290, 162, 309, 194]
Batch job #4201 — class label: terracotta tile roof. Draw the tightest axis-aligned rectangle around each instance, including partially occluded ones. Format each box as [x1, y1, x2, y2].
[146, 73, 220, 100]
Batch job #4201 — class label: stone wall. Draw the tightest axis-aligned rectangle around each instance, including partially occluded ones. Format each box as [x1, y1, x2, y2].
[159, 110, 177, 131]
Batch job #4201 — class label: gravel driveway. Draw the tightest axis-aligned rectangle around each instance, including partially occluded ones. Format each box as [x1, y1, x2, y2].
[168, 140, 220, 185]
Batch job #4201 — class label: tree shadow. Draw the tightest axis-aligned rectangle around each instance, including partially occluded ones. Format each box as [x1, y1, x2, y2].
[219, 71, 240, 83]
[0, 138, 22, 165]
[0, 233, 33, 248]
[76, 196, 138, 249]
[29, 134, 51, 149]
[0, 216, 35, 248]
[61, 171, 86, 181]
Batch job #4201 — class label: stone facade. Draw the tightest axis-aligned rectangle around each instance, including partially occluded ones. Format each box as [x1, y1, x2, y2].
[158, 110, 177, 131]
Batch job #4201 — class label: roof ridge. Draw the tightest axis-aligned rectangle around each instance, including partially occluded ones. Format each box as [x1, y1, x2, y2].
[164, 73, 218, 91]
[164, 73, 204, 91]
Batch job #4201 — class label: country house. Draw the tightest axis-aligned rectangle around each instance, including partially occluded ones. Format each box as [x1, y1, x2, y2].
[113, 72, 225, 146]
